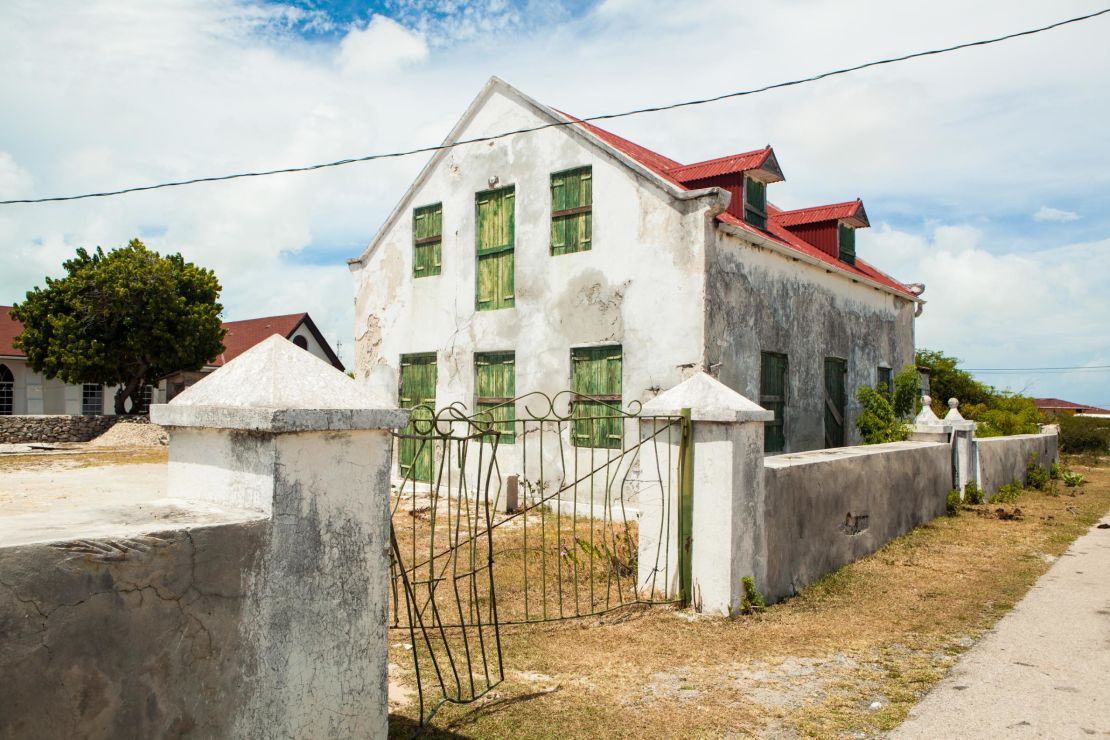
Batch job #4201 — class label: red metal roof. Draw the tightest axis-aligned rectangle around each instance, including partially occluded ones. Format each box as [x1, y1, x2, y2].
[211, 313, 307, 366]
[567, 118, 914, 298]
[667, 148, 773, 183]
[775, 200, 868, 227]
[0, 306, 25, 357]
[717, 207, 915, 297]
[1034, 398, 1110, 414]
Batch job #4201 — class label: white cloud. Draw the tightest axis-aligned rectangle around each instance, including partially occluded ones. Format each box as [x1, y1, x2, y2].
[338, 15, 428, 76]
[1033, 205, 1080, 222]
[1, 0, 1109, 396]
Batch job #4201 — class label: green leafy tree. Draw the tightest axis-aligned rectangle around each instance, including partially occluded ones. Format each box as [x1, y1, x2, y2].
[892, 365, 920, 419]
[12, 239, 224, 414]
[916, 349, 1042, 437]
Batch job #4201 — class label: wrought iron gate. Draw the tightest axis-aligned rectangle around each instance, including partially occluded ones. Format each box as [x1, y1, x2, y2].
[389, 392, 689, 726]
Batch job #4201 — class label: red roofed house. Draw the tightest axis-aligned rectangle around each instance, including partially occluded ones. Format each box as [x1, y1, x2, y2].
[349, 78, 923, 454]
[1034, 398, 1110, 417]
[0, 307, 343, 415]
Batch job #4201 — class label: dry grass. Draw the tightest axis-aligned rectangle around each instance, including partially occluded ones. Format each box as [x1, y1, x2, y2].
[0, 445, 168, 471]
[390, 457, 1110, 738]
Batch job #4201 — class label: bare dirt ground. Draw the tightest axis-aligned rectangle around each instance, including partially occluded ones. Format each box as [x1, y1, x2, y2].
[390, 458, 1110, 739]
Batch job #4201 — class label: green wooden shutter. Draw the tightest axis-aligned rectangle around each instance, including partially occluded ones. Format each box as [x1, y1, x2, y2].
[744, 177, 767, 230]
[571, 345, 622, 449]
[838, 223, 856, 265]
[551, 167, 592, 255]
[399, 353, 437, 482]
[760, 352, 787, 453]
[476, 187, 515, 310]
[475, 351, 515, 443]
[824, 357, 847, 448]
[413, 203, 442, 277]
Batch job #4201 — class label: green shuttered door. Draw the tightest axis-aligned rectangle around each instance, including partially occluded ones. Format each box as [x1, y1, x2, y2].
[824, 357, 847, 448]
[571, 346, 622, 449]
[551, 167, 592, 255]
[475, 352, 515, 443]
[760, 352, 787, 453]
[476, 187, 515, 311]
[399, 353, 437, 482]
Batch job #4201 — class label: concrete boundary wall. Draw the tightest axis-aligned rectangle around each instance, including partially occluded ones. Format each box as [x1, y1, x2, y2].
[762, 441, 951, 604]
[977, 430, 1059, 497]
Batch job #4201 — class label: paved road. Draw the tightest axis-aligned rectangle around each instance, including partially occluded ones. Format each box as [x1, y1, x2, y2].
[892, 513, 1110, 738]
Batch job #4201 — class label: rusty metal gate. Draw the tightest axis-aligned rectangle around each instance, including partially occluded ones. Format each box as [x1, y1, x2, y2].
[389, 391, 690, 726]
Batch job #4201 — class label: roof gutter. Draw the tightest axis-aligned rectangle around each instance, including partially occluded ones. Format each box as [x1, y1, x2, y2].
[716, 219, 925, 306]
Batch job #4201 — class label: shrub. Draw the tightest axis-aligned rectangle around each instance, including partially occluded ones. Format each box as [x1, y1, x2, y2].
[856, 386, 911, 445]
[946, 489, 962, 516]
[892, 365, 921, 419]
[1063, 471, 1085, 487]
[1050, 463, 1061, 480]
[1058, 415, 1110, 455]
[738, 576, 766, 615]
[963, 394, 1042, 437]
[1025, 453, 1049, 491]
[963, 480, 984, 505]
[990, 481, 1023, 504]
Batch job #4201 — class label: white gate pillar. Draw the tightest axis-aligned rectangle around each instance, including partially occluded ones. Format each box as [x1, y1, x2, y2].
[152, 335, 407, 738]
[642, 373, 773, 616]
[944, 398, 978, 497]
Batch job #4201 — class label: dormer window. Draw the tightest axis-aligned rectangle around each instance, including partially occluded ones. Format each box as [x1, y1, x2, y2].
[743, 176, 767, 229]
[838, 222, 856, 265]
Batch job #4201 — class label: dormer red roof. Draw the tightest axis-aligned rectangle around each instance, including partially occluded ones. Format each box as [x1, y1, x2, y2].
[775, 200, 869, 229]
[667, 148, 782, 184]
[567, 118, 915, 299]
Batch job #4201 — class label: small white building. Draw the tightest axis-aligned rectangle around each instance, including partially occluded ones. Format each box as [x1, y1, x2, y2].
[0, 308, 343, 415]
[349, 78, 922, 456]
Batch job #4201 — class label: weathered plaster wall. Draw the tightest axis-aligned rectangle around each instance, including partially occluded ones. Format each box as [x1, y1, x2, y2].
[706, 233, 916, 452]
[352, 86, 715, 415]
[977, 430, 1059, 497]
[0, 414, 118, 443]
[762, 440, 950, 603]
[0, 522, 267, 738]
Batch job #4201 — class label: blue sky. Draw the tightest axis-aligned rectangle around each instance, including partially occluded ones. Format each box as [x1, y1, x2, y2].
[1, 0, 1108, 406]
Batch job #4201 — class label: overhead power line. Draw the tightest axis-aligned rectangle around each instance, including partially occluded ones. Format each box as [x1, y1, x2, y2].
[966, 365, 1110, 374]
[2, 6, 1108, 207]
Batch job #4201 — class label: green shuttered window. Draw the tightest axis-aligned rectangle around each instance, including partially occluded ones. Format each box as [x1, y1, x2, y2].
[551, 167, 592, 255]
[838, 223, 856, 265]
[475, 351, 516, 444]
[413, 203, 442, 277]
[571, 345, 622, 449]
[476, 186, 515, 311]
[760, 352, 787, 453]
[744, 176, 767, 230]
[399, 353, 437, 482]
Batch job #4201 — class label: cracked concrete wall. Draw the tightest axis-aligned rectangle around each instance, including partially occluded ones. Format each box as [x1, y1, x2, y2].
[0, 522, 267, 738]
[976, 430, 1058, 498]
[352, 88, 711, 414]
[0, 427, 393, 739]
[705, 233, 916, 452]
[762, 441, 950, 604]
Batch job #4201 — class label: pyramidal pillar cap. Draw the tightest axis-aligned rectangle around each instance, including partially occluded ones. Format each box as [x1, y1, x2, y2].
[150, 335, 409, 432]
[642, 372, 774, 422]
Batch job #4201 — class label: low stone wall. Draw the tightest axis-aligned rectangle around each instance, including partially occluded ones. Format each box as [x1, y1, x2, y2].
[0, 522, 267, 737]
[0, 414, 119, 443]
[762, 440, 952, 604]
[977, 429, 1059, 497]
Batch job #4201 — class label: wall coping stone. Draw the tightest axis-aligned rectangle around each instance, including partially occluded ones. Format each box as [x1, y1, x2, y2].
[643, 372, 774, 423]
[151, 335, 408, 432]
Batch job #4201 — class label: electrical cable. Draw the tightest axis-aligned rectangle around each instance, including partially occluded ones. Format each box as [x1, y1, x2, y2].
[1, 7, 1107, 206]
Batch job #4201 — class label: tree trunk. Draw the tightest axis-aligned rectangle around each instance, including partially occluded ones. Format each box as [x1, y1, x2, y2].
[116, 370, 146, 415]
